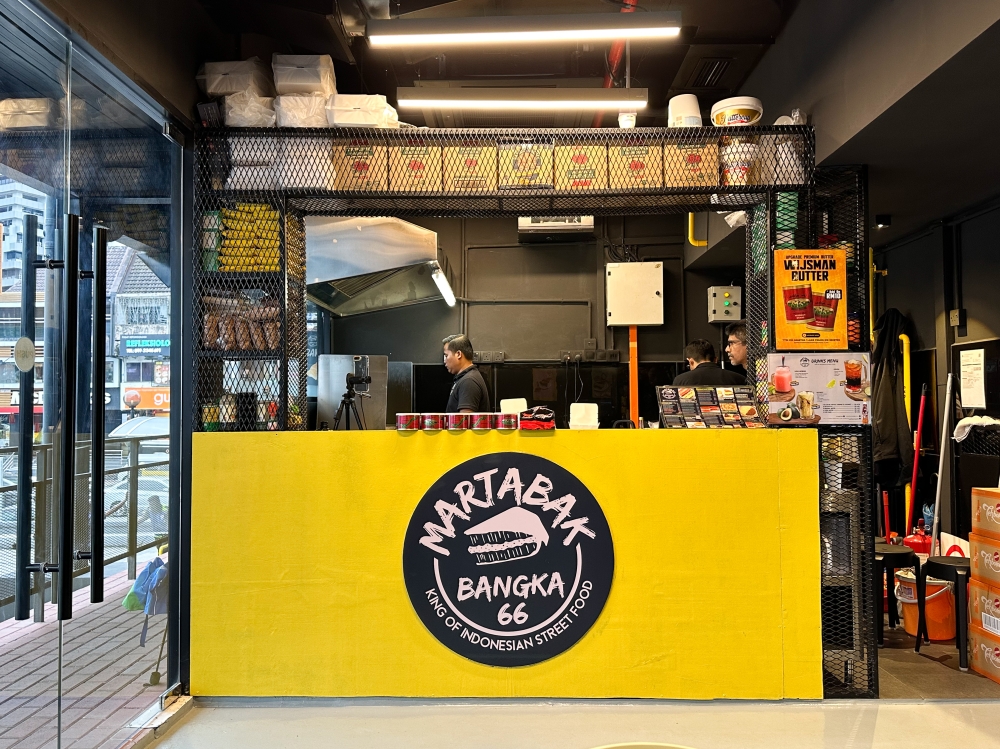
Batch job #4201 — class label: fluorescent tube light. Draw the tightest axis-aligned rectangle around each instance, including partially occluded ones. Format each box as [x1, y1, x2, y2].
[432, 267, 457, 307]
[367, 12, 681, 48]
[397, 87, 647, 112]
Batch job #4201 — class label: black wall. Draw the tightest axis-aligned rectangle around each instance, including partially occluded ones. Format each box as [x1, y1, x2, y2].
[876, 199, 1000, 536]
[332, 214, 741, 366]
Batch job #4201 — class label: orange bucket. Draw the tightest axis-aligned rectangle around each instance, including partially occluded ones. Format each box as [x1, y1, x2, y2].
[895, 569, 956, 641]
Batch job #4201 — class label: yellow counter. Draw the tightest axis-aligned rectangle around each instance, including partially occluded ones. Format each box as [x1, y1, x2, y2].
[191, 429, 822, 699]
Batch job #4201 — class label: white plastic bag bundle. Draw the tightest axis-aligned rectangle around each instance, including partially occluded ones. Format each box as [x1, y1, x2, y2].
[199, 57, 275, 97]
[325, 94, 399, 128]
[0, 98, 57, 129]
[272, 55, 336, 96]
[224, 91, 276, 128]
[274, 94, 327, 128]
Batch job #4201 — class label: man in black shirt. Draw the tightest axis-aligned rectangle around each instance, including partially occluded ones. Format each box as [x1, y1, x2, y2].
[443, 334, 491, 412]
[673, 339, 746, 386]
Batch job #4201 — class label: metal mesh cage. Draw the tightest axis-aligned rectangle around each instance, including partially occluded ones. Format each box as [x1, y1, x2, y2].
[819, 426, 877, 698]
[193, 125, 815, 430]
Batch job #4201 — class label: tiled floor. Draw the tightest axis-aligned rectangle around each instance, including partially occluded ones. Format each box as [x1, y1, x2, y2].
[157, 698, 1000, 749]
[0, 571, 166, 749]
[878, 625, 1000, 699]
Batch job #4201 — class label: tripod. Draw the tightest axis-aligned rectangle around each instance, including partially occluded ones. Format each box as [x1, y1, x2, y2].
[331, 382, 365, 430]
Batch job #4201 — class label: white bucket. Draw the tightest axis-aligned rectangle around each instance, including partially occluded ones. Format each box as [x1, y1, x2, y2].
[721, 143, 757, 186]
[668, 94, 702, 128]
[711, 96, 763, 127]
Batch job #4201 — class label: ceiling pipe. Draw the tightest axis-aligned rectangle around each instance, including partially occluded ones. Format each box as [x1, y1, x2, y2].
[592, 0, 638, 128]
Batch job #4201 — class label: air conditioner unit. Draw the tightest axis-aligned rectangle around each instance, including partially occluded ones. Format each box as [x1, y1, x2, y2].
[517, 215, 595, 244]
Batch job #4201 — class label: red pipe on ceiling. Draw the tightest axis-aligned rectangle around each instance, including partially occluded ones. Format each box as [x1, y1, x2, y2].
[592, 0, 638, 128]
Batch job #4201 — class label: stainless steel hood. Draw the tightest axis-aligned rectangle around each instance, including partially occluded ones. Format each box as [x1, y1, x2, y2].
[304, 216, 455, 316]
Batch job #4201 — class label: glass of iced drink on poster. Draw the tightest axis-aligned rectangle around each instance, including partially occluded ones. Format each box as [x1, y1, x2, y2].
[782, 284, 813, 323]
[808, 293, 839, 330]
[797, 391, 815, 418]
[845, 359, 866, 392]
[774, 365, 792, 394]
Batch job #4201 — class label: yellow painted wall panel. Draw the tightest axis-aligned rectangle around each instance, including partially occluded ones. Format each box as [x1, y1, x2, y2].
[191, 429, 822, 699]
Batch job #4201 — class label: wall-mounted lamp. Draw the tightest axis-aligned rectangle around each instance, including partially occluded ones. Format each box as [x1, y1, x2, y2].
[875, 214, 892, 229]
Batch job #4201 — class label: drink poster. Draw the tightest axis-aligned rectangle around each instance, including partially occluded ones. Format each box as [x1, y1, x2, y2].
[657, 385, 764, 429]
[766, 353, 871, 426]
[774, 249, 848, 350]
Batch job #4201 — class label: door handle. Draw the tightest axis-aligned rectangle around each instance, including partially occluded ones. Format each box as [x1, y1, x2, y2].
[90, 226, 108, 603]
[57, 214, 81, 621]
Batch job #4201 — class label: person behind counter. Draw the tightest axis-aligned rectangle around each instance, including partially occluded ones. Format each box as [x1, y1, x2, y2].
[443, 334, 491, 412]
[673, 339, 746, 386]
[725, 320, 748, 374]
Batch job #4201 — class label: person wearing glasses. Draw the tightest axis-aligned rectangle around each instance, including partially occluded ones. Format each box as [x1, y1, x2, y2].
[442, 334, 490, 412]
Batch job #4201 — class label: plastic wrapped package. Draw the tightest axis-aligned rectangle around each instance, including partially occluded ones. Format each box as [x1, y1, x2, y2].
[199, 57, 275, 97]
[272, 54, 336, 96]
[226, 165, 280, 190]
[274, 94, 327, 128]
[326, 94, 399, 128]
[228, 136, 280, 167]
[0, 98, 57, 129]
[224, 91, 276, 128]
[281, 138, 336, 190]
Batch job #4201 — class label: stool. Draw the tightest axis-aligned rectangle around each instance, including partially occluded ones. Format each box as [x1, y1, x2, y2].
[874, 542, 916, 646]
[915, 556, 971, 671]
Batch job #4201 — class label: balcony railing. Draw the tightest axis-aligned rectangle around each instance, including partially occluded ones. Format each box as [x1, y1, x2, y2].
[0, 435, 169, 619]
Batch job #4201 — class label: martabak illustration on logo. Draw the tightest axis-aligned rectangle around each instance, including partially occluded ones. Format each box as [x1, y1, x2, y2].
[403, 452, 614, 667]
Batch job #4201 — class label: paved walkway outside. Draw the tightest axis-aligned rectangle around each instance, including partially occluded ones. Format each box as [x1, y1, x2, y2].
[0, 570, 166, 749]
[157, 698, 1000, 749]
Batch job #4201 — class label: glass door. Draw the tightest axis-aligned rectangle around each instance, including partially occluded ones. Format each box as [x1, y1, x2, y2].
[63, 38, 180, 747]
[0, 1, 70, 746]
[0, 1, 180, 746]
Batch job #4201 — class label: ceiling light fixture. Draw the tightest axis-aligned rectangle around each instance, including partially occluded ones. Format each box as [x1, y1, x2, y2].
[875, 214, 892, 229]
[367, 12, 681, 48]
[397, 87, 648, 112]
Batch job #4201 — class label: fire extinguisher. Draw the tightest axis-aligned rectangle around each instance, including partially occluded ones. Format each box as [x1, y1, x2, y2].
[903, 518, 933, 556]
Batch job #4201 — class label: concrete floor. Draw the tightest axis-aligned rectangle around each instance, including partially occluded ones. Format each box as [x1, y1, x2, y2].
[157, 698, 1000, 749]
[878, 626, 1000, 699]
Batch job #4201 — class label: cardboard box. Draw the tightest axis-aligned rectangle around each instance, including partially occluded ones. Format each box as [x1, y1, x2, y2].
[973, 487, 1000, 542]
[389, 142, 443, 192]
[554, 144, 608, 190]
[663, 143, 719, 188]
[498, 142, 553, 190]
[970, 578, 1000, 635]
[971, 533, 1000, 587]
[969, 623, 1000, 686]
[443, 145, 497, 191]
[608, 143, 663, 189]
[333, 142, 388, 191]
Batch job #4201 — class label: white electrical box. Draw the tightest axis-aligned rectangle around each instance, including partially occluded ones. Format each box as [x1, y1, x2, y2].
[606, 262, 664, 326]
[708, 285, 742, 323]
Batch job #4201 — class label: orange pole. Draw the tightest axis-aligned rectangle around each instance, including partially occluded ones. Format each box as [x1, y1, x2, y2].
[629, 325, 639, 426]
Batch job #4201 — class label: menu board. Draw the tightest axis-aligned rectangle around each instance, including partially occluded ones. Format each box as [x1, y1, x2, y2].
[766, 353, 871, 426]
[773, 249, 848, 350]
[657, 386, 764, 429]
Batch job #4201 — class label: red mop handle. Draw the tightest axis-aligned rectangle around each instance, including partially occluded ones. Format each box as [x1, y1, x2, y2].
[908, 384, 928, 533]
[883, 491, 892, 544]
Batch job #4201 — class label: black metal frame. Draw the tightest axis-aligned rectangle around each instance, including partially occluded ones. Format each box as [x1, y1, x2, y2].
[188, 125, 874, 698]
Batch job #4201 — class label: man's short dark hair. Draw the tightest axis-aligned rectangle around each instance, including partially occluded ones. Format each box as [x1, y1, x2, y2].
[684, 339, 715, 363]
[725, 320, 747, 346]
[443, 334, 474, 362]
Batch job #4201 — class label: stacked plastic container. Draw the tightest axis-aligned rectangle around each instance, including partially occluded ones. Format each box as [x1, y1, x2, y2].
[968, 486, 1000, 684]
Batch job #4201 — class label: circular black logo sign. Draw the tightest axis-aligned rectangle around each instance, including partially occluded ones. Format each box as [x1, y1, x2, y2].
[403, 452, 614, 667]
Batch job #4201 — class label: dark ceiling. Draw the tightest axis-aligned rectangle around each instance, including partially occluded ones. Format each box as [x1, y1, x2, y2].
[196, 0, 800, 126]
[824, 17, 1000, 248]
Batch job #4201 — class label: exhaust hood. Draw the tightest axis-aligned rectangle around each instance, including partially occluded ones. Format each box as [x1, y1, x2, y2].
[305, 216, 456, 316]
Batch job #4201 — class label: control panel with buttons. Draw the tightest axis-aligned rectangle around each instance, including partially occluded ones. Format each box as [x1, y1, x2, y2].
[707, 285, 742, 323]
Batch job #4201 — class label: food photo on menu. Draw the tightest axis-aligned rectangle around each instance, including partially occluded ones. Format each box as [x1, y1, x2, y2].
[766, 353, 871, 426]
